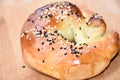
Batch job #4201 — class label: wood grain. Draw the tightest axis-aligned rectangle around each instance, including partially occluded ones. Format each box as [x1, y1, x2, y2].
[0, 0, 120, 80]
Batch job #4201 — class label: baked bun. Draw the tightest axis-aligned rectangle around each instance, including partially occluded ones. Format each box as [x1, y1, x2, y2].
[21, 1, 119, 80]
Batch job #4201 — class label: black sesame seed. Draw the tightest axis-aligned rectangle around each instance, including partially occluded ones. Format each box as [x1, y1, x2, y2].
[45, 16, 48, 18]
[50, 33, 54, 35]
[41, 42, 44, 45]
[32, 20, 34, 23]
[76, 55, 79, 57]
[64, 47, 67, 50]
[68, 3, 72, 5]
[79, 27, 81, 30]
[64, 53, 67, 55]
[74, 47, 77, 49]
[40, 16, 43, 18]
[27, 19, 30, 21]
[86, 22, 88, 25]
[38, 48, 40, 51]
[47, 39, 51, 42]
[22, 66, 26, 68]
[83, 43, 86, 45]
[64, 38, 67, 40]
[87, 36, 89, 38]
[67, 14, 70, 16]
[75, 12, 78, 15]
[79, 52, 82, 55]
[54, 30, 58, 33]
[24, 32, 27, 35]
[70, 45, 73, 49]
[38, 30, 42, 35]
[74, 42, 77, 45]
[57, 33, 60, 36]
[51, 4, 53, 7]
[94, 46, 96, 48]
[44, 31, 48, 37]
[61, 11, 63, 14]
[60, 47, 63, 49]
[61, 34, 64, 38]
[79, 47, 83, 50]
[86, 44, 88, 46]
[52, 47, 54, 50]
[48, 14, 52, 18]
[73, 5, 76, 7]
[71, 12, 74, 15]
[61, 19, 64, 22]
[47, 8, 49, 10]
[42, 60, 45, 63]
[49, 43, 52, 45]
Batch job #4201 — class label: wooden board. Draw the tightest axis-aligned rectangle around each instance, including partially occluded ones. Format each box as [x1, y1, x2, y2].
[0, 0, 120, 80]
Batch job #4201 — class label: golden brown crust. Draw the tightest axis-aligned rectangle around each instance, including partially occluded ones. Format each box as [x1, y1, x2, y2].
[21, 1, 119, 80]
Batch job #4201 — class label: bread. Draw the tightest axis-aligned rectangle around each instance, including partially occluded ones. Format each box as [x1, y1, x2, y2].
[20, 1, 119, 80]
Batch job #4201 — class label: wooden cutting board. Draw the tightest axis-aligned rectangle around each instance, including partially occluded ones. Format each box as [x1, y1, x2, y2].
[0, 0, 120, 80]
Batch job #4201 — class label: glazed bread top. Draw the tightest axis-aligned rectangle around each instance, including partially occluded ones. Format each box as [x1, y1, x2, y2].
[21, 1, 119, 80]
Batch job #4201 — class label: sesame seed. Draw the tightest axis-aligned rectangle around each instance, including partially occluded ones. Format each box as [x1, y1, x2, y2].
[65, 69, 69, 74]
[61, 19, 64, 22]
[40, 16, 43, 18]
[32, 20, 34, 23]
[64, 38, 67, 40]
[76, 55, 79, 57]
[38, 48, 40, 51]
[20, 33, 24, 37]
[94, 46, 96, 48]
[52, 47, 54, 50]
[73, 60, 80, 65]
[49, 43, 52, 45]
[83, 17, 86, 19]
[79, 47, 83, 50]
[86, 51, 90, 53]
[79, 27, 81, 30]
[51, 4, 53, 7]
[42, 60, 45, 63]
[54, 30, 58, 33]
[67, 14, 70, 16]
[28, 38, 31, 40]
[27, 19, 30, 21]
[22, 66, 26, 68]
[60, 58, 63, 60]
[70, 45, 73, 49]
[61, 11, 63, 14]
[60, 47, 63, 49]
[64, 53, 67, 55]
[56, 20, 59, 23]
[41, 42, 44, 45]
[45, 16, 48, 18]
[64, 47, 67, 50]
[24, 32, 27, 35]
[74, 42, 77, 45]
[86, 22, 88, 25]
[50, 66, 54, 69]
[48, 14, 52, 18]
